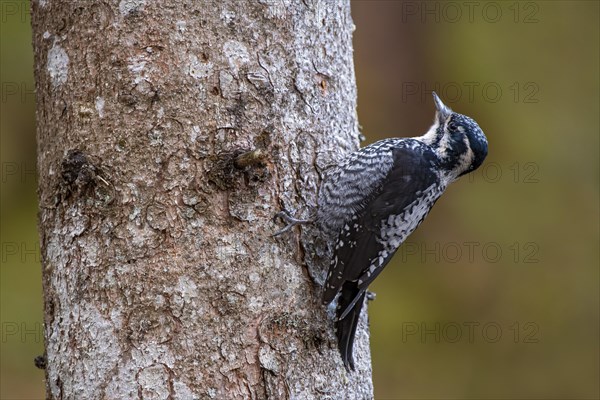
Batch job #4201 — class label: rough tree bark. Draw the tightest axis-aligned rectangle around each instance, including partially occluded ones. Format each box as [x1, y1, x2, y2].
[32, 0, 373, 398]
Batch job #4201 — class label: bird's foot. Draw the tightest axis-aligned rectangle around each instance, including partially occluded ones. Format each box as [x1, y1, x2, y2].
[272, 211, 313, 236]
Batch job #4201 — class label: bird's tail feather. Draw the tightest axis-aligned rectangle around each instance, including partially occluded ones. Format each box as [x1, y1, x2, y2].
[335, 282, 366, 371]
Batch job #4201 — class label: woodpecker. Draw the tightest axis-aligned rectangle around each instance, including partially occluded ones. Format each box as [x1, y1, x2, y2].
[275, 92, 488, 370]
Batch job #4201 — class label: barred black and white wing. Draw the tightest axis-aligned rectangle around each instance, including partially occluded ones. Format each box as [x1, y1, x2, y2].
[321, 141, 442, 370]
[317, 139, 399, 238]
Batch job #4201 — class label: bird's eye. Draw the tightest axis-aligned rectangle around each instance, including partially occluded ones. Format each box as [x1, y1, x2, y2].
[448, 122, 459, 132]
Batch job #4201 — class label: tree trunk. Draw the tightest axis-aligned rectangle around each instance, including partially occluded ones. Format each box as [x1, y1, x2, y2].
[32, 0, 373, 398]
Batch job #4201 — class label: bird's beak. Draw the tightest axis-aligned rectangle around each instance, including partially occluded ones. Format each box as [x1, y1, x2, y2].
[432, 92, 452, 123]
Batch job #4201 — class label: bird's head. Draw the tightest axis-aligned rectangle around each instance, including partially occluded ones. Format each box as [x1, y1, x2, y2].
[421, 92, 488, 179]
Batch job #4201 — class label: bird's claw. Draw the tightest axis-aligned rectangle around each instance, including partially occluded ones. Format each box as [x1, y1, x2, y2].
[272, 211, 312, 237]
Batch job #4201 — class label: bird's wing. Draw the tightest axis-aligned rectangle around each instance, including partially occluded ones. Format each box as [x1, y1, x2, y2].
[322, 145, 440, 305]
[317, 139, 397, 237]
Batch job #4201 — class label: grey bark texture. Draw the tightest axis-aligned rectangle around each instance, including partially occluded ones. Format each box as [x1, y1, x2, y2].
[32, 0, 373, 399]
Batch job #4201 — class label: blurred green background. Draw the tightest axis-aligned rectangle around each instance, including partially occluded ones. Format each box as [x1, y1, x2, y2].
[1, 1, 598, 399]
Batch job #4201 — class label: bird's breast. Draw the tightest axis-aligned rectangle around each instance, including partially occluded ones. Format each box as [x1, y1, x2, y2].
[377, 185, 443, 251]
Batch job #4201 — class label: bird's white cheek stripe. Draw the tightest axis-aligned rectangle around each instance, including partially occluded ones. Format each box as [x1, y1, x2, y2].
[458, 136, 474, 173]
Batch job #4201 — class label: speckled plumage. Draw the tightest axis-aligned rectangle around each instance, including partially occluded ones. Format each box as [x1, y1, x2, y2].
[319, 92, 488, 370]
